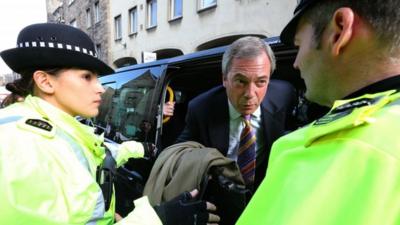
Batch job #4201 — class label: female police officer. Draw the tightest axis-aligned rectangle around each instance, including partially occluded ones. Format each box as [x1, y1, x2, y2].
[0, 23, 218, 225]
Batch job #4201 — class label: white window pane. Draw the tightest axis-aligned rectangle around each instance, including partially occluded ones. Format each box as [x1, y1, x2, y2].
[148, 0, 157, 27]
[95, 2, 100, 23]
[114, 16, 122, 39]
[201, 0, 216, 8]
[129, 7, 137, 33]
[86, 8, 91, 28]
[174, 0, 183, 17]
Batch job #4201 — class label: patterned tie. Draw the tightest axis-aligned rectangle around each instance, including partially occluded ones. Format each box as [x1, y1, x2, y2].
[237, 114, 256, 184]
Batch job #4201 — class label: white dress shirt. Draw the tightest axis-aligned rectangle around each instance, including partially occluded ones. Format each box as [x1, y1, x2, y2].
[226, 100, 265, 161]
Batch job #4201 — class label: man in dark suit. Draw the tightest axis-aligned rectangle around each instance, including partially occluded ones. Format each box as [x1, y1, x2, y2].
[177, 36, 296, 190]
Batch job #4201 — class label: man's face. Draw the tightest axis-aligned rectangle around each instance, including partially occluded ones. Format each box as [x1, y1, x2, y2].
[293, 21, 332, 106]
[223, 52, 270, 115]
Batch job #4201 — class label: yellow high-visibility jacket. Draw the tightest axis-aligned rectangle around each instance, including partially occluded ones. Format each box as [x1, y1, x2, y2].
[0, 95, 162, 225]
[237, 90, 400, 225]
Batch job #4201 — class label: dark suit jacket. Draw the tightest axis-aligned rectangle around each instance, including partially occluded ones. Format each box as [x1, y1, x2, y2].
[177, 79, 297, 189]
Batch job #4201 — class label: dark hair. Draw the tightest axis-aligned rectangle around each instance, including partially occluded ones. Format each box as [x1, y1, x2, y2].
[1, 92, 23, 108]
[303, 0, 400, 53]
[1, 68, 65, 107]
[221, 36, 276, 78]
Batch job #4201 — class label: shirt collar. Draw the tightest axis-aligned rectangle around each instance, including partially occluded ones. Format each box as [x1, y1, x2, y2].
[228, 99, 261, 120]
[344, 75, 400, 99]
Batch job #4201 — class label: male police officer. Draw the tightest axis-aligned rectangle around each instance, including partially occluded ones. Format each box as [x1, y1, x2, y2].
[237, 0, 400, 224]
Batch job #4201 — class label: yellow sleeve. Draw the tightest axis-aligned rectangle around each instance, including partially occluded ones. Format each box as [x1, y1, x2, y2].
[109, 141, 145, 167]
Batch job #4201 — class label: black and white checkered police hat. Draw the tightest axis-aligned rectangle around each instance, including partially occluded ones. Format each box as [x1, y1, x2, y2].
[0, 23, 114, 76]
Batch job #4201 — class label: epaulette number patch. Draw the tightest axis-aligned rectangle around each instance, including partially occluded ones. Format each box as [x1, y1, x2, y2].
[314, 97, 381, 126]
[25, 119, 53, 131]
[330, 98, 375, 114]
[314, 110, 352, 125]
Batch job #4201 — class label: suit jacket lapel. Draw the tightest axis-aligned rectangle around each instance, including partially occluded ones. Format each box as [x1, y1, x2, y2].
[209, 89, 230, 155]
[260, 103, 274, 151]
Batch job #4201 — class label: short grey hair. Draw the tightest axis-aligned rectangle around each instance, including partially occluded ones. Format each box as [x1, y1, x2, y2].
[221, 36, 276, 77]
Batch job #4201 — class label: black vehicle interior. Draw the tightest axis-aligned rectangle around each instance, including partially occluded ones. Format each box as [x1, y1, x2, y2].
[160, 56, 223, 148]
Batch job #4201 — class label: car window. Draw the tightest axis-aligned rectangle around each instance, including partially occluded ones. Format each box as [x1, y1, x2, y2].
[96, 68, 160, 143]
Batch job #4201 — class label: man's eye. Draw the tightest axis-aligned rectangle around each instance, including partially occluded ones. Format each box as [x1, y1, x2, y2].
[258, 80, 267, 84]
[256, 80, 267, 87]
[235, 79, 246, 84]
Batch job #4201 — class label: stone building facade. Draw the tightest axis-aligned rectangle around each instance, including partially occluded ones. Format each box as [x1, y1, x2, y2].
[46, 0, 112, 67]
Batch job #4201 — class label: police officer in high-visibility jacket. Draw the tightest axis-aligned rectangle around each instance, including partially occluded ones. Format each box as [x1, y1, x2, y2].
[0, 23, 219, 225]
[237, 0, 400, 225]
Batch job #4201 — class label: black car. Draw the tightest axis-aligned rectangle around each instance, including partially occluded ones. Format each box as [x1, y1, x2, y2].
[95, 36, 328, 216]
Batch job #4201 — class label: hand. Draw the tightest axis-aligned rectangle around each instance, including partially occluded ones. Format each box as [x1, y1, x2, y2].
[115, 213, 123, 222]
[163, 101, 175, 117]
[154, 189, 220, 225]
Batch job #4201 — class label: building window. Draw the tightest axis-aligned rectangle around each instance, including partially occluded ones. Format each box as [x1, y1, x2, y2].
[147, 0, 157, 28]
[129, 7, 138, 34]
[86, 8, 92, 28]
[198, 0, 217, 10]
[170, 0, 182, 20]
[114, 15, 122, 40]
[70, 19, 77, 27]
[95, 44, 102, 59]
[94, 2, 100, 23]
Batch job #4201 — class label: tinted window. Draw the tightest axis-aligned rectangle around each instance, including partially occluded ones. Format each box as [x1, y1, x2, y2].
[97, 68, 161, 143]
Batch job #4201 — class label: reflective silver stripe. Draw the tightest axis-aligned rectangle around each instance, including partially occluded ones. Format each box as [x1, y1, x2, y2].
[56, 129, 91, 171]
[0, 116, 22, 125]
[55, 129, 106, 224]
[85, 189, 106, 225]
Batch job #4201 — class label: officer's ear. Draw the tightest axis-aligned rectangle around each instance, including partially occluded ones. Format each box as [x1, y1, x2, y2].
[329, 7, 354, 56]
[33, 70, 55, 94]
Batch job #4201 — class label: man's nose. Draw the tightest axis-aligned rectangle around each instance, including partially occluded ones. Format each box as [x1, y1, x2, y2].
[244, 83, 256, 98]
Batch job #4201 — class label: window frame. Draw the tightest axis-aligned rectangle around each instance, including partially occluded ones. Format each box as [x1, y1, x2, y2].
[169, 0, 183, 21]
[114, 15, 122, 40]
[95, 43, 102, 60]
[197, 0, 217, 12]
[94, 2, 100, 24]
[147, 0, 158, 29]
[129, 6, 138, 35]
[86, 8, 92, 28]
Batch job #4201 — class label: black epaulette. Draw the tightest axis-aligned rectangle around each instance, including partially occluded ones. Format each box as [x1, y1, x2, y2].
[25, 119, 53, 131]
[314, 97, 381, 126]
[17, 117, 56, 138]
[330, 98, 378, 114]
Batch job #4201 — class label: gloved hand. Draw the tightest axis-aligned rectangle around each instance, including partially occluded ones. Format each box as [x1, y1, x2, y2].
[142, 142, 156, 158]
[154, 189, 220, 225]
